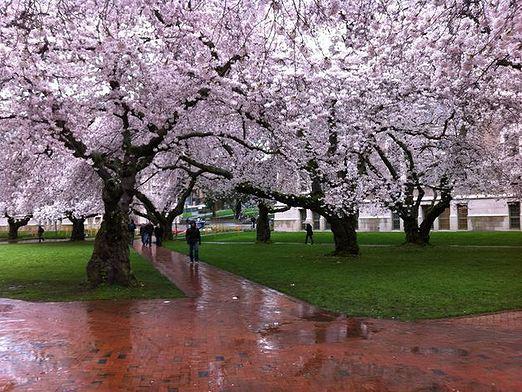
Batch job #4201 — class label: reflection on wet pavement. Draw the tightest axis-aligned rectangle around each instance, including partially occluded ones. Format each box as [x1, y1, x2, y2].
[0, 244, 520, 391]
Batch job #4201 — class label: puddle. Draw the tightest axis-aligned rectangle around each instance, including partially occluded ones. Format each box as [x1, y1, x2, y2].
[300, 312, 338, 322]
[410, 346, 469, 356]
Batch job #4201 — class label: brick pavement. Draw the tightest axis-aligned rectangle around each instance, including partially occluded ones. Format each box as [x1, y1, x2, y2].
[0, 244, 521, 391]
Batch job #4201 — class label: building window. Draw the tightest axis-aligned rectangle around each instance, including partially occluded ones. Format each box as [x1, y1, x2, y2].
[438, 207, 450, 230]
[299, 209, 307, 230]
[325, 219, 331, 230]
[508, 202, 520, 229]
[312, 212, 321, 230]
[391, 212, 400, 230]
[457, 204, 468, 230]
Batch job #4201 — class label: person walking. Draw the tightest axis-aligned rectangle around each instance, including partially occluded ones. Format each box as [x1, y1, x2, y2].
[140, 224, 147, 245]
[154, 225, 164, 247]
[145, 222, 154, 247]
[37, 225, 45, 243]
[186, 221, 201, 263]
[128, 220, 136, 245]
[305, 223, 314, 245]
[250, 216, 256, 229]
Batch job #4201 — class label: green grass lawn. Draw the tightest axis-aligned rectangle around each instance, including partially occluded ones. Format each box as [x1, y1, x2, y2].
[200, 230, 522, 246]
[166, 231, 522, 320]
[0, 242, 183, 301]
[0, 230, 73, 241]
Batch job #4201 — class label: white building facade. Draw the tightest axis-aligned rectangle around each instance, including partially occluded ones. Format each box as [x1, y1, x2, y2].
[274, 196, 521, 232]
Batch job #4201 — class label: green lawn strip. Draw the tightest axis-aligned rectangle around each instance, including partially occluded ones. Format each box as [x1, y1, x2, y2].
[0, 242, 183, 301]
[199, 230, 522, 246]
[165, 239, 522, 320]
[0, 230, 74, 240]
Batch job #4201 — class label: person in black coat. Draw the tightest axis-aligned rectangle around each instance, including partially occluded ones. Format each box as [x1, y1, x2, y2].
[154, 226, 164, 247]
[305, 223, 314, 245]
[128, 220, 136, 245]
[37, 225, 45, 243]
[145, 223, 154, 246]
[185, 221, 201, 263]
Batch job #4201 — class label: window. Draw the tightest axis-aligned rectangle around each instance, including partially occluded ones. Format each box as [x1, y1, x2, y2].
[508, 202, 520, 229]
[324, 220, 331, 230]
[391, 212, 401, 230]
[312, 212, 321, 230]
[438, 207, 450, 230]
[299, 209, 307, 230]
[457, 204, 468, 230]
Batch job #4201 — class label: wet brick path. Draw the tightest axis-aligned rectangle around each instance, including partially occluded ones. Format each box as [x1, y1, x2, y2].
[0, 244, 521, 391]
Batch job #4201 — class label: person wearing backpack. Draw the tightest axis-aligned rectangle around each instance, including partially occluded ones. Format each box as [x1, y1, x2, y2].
[185, 221, 201, 263]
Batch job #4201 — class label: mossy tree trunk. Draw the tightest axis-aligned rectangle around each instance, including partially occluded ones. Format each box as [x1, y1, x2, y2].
[86, 178, 137, 287]
[256, 203, 271, 243]
[5, 214, 32, 240]
[324, 213, 359, 256]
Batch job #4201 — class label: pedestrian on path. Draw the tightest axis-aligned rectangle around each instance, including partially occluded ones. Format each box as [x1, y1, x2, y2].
[128, 220, 136, 245]
[250, 216, 256, 229]
[145, 222, 154, 247]
[305, 223, 314, 245]
[186, 221, 201, 263]
[140, 224, 147, 246]
[154, 225, 164, 247]
[37, 225, 45, 243]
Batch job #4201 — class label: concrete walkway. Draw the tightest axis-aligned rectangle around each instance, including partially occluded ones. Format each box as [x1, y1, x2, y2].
[0, 244, 521, 391]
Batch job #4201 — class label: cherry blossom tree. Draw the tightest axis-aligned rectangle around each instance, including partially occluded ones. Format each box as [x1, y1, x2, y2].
[1, 0, 267, 286]
[33, 158, 103, 241]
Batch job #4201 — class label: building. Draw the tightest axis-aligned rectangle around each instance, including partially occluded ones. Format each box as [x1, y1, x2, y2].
[274, 196, 521, 232]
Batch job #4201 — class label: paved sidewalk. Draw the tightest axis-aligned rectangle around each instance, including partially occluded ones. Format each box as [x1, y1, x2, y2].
[0, 244, 521, 391]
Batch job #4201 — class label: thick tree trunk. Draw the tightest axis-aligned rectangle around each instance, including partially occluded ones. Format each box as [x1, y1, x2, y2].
[8, 222, 19, 240]
[70, 218, 86, 241]
[160, 218, 174, 241]
[86, 186, 136, 287]
[256, 203, 271, 243]
[402, 195, 452, 246]
[6, 216, 31, 240]
[233, 199, 242, 219]
[325, 214, 359, 256]
[402, 215, 425, 245]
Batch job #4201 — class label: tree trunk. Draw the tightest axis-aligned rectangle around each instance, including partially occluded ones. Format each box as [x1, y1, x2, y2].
[70, 218, 86, 241]
[8, 222, 19, 240]
[233, 199, 242, 219]
[86, 186, 136, 287]
[256, 203, 271, 243]
[160, 218, 174, 241]
[402, 194, 452, 246]
[402, 214, 425, 245]
[325, 214, 359, 256]
[6, 216, 31, 240]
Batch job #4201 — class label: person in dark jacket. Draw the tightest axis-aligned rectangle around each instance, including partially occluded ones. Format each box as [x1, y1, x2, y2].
[140, 224, 147, 245]
[145, 222, 154, 246]
[154, 225, 164, 247]
[305, 223, 314, 245]
[37, 225, 45, 243]
[128, 220, 136, 245]
[185, 221, 201, 263]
